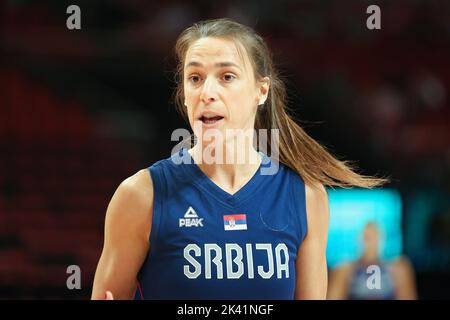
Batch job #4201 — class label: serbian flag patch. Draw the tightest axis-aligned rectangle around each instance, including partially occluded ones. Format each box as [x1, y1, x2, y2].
[223, 214, 247, 231]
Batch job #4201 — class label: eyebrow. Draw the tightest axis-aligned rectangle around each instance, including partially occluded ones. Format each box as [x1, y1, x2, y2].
[185, 61, 242, 71]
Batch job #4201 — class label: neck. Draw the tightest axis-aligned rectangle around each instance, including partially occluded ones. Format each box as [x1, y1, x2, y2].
[360, 251, 379, 264]
[188, 143, 262, 195]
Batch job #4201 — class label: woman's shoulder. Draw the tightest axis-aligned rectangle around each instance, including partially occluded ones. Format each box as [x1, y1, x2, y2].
[388, 255, 415, 275]
[281, 164, 329, 211]
[106, 169, 154, 225]
[117, 169, 153, 203]
[302, 179, 329, 240]
[331, 261, 357, 275]
[304, 180, 327, 201]
[283, 165, 327, 198]
[103, 169, 154, 246]
[147, 149, 188, 171]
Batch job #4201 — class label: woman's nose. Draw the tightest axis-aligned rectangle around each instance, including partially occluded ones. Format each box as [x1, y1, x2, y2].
[200, 77, 218, 103]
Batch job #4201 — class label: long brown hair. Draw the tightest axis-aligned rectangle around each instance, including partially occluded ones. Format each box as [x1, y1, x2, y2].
[173, 18, 389, 189]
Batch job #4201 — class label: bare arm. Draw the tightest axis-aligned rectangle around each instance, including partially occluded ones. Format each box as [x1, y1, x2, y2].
[327, 263, 353, 300]
[91, 169, 153, 300]
[294, 182, 330, 300]
[391, 256, 418, 300]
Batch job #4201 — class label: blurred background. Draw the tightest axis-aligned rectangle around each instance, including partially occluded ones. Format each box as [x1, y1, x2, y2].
[0, 0, 449, 299]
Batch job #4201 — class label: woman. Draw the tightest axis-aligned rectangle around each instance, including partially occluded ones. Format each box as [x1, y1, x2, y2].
[91, 18, 388, 300]
[327, 222, 417, 300]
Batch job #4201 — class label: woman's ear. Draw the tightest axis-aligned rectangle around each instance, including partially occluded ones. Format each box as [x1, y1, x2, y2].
[258, 76, 270, 105]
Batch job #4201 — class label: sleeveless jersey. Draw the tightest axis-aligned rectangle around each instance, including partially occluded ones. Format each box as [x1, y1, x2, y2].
[348, 261, 396, 300]
[135, 147, 308, 299]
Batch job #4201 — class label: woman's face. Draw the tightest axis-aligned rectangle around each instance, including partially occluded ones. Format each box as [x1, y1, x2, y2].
[183, 37, 269, 147]
[363, 224, 380, 255]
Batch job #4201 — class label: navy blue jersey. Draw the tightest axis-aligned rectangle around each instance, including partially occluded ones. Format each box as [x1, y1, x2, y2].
[135, 147, 308, 299]
[348, 261, 396, 300]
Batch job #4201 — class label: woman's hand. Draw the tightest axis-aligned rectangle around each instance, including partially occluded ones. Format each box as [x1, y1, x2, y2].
[105, 291, 114, 300]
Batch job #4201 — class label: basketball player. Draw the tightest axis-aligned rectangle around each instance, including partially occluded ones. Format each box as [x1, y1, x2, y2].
[327, 222, 417, 300]
[91, 18, 388, 300]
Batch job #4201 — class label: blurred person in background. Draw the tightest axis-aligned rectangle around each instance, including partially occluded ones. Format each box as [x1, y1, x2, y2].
[327, 222, 417, 300]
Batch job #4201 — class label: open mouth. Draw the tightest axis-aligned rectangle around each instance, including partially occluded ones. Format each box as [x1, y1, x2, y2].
[200, 115, 224, 125]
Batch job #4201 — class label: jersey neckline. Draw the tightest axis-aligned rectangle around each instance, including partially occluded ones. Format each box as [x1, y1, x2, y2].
[174, 147, 274, 208]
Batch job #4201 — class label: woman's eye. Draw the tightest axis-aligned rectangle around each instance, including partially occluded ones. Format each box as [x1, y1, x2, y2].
[189, 75, 201, 83]
[223, 74, 236, 82]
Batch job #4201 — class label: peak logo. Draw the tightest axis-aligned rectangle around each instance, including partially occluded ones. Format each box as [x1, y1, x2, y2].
[179, 207, 204, 227]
